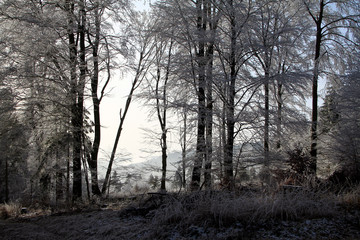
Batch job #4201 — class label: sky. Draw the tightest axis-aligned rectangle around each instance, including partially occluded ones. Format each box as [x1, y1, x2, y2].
[96, 75, 182, 176]
[96, 70, 159, 171]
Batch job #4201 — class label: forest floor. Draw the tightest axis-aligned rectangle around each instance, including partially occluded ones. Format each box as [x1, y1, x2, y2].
[1, 190, 360, 240]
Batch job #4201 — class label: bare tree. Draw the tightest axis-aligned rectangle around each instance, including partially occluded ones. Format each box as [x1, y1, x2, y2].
[85, 0, 130, 196]
[101, 14, 155, 195]
[212, 0, 254, 189]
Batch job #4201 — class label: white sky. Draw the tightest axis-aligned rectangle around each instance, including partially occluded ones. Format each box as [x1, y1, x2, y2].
[95, 75, 182, 176]
[95, 72, 155, 171]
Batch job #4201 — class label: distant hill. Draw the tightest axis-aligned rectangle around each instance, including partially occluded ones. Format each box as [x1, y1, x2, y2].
[107, 151, 183, 192]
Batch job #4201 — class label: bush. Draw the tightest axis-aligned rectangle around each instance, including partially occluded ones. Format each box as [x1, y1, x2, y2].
[287, 146, 312, 175]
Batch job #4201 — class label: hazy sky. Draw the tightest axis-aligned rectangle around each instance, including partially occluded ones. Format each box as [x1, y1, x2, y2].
[97, 75, 152, 167]
[97, 76, 182, 176]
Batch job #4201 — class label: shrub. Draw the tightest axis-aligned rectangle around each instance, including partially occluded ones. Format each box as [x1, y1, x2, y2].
[287, 146, 312, 175]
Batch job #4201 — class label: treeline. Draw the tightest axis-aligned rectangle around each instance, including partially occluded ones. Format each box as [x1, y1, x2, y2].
[0, 0, 359, 204]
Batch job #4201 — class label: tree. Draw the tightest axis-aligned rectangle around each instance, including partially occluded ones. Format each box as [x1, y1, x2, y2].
[153, 0, 218, 190]
[149, 33, 174, 192]
[137, 14, 175, 192]
[86, 0, 131, 196]
[213, 0, 254, 189]
[101, 13, 155, 195]
[69, 0, 87, 201]
[0, 88, 28, 202]
[0, 0, 76, 203]
[320, 37, 360, 173]
[248, 0, 311, 172]
[203, 0, 218, 190]
[0, 0, 127, 202]
[190, 0, 208, 191]
[304, 0, 359, 174]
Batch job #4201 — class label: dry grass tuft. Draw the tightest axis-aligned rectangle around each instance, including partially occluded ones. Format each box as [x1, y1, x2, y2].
[0, 202, 22, 219]
[339, 185, 360, 208]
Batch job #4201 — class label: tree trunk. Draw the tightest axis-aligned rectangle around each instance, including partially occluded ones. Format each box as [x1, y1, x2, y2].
[264, 72, 270, 166]
[204, 74, 213, 190]
[102, 118, 123, 195]
[223, 0, 236, 189]
[73, 0, 87, 201]
[204, 1, 215, 190]
[276, 81, 283, 149]
[55, 150, 63, 204]
[88, 6, 101, 196]
[66, 140, 70, 204]
[156, 65, 168, 192]
[191, 0, 207, 191]
[219, 101, 226, 181]
[65, 0, 82, 202]
[82, 156, 91, 201]
[159, 39, 173, 192]
[160, 130, 167, 192]
[181, 109, 187, 189]
[309, 0, 324, 175]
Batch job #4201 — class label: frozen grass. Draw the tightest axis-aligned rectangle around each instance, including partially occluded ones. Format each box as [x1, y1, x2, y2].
[1, 186, 359, 240]
[148, 188, 339, 235]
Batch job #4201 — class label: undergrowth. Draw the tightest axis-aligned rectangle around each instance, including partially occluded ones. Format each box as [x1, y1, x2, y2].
[146, 188, 339, 238]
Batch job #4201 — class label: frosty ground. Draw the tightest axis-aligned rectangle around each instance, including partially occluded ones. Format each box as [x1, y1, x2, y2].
[1, 191, 359, 240]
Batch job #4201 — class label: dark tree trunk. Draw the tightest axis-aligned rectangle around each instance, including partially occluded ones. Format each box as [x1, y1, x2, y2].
[191, 0, 207, 191]
[309, 0, 324, 175]
[156, 63, 168, 192]
[204, 1, 216, 190]
[181, 109, 187, 189]
[65, 0, 81, 201]
[160, 131, 167, 191]
[223, 0, 236, 189]
[102, 119, 122, 195]
[88, 6, 101, 196]
[276, 81, 283, 149]
[73, 0, 87, 201]
[204, 71, 213, 190]
[56, 151, 63, 204]
[264, 71, 270, 166]
[159, 39, 173, 192]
